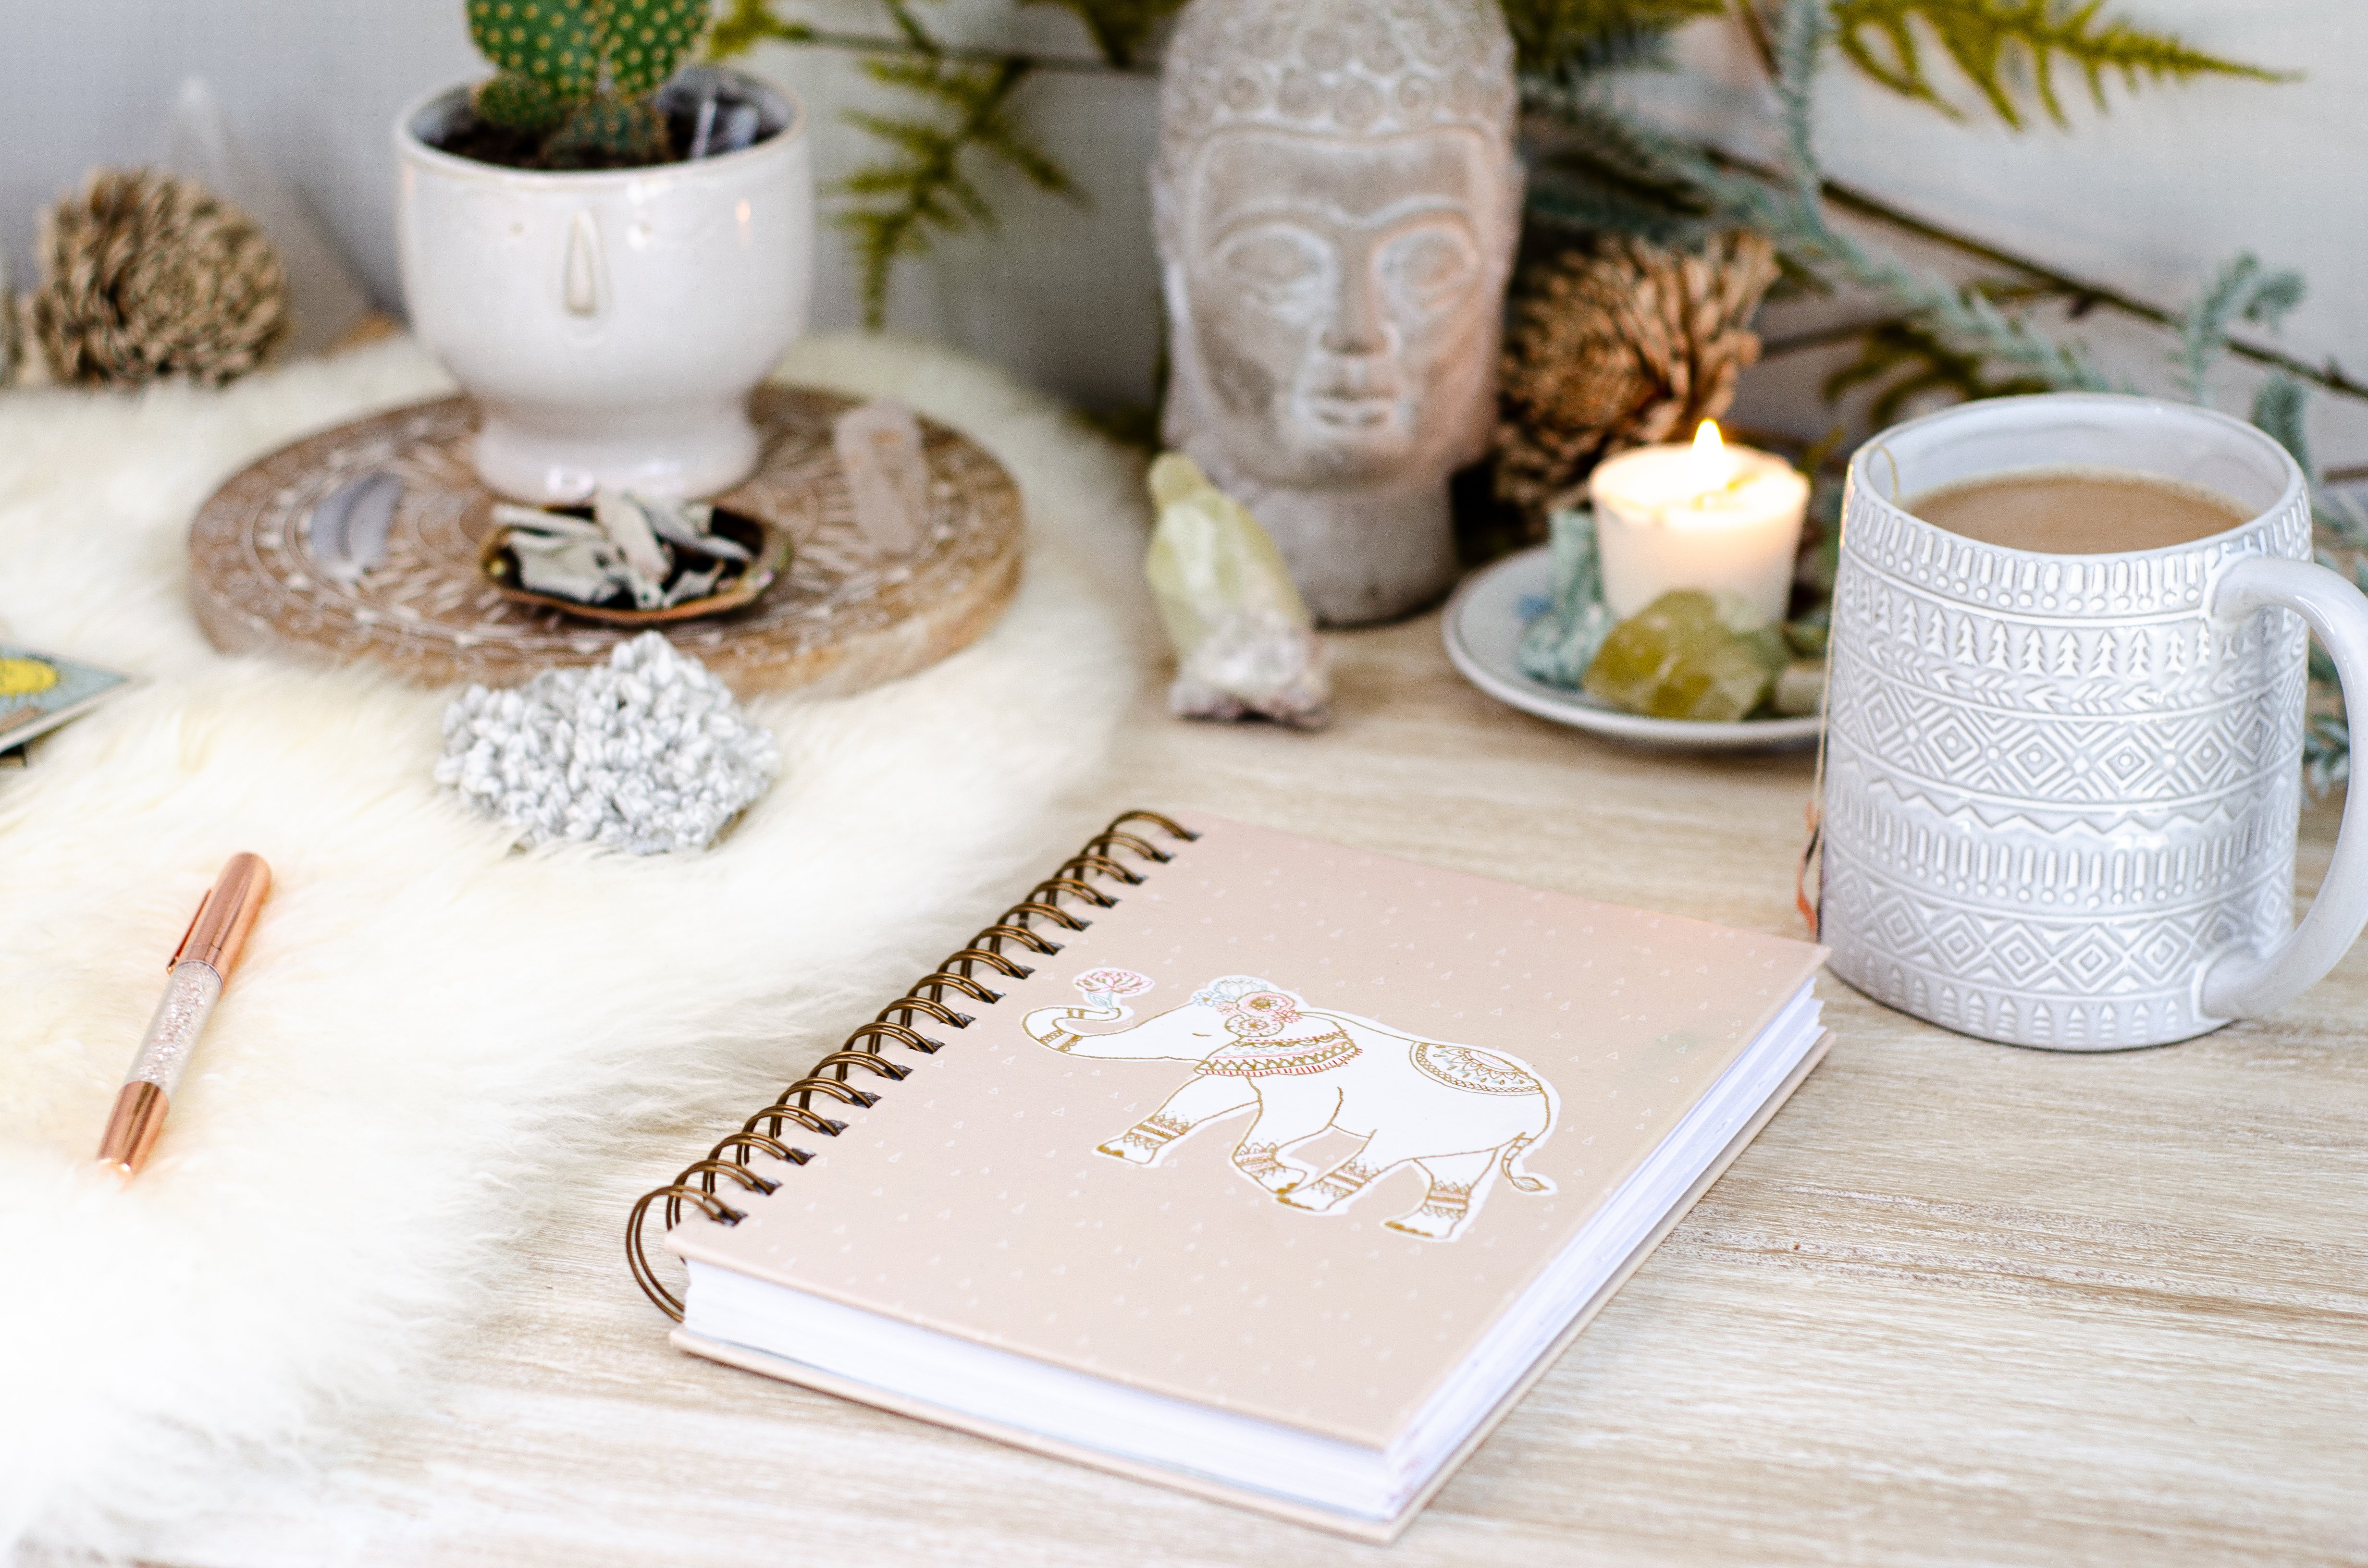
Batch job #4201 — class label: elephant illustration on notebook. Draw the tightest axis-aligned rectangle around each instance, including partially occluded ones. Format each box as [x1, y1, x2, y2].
[1023, 969, 1559, 1242]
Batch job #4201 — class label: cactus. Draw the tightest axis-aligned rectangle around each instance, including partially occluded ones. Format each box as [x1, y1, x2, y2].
[546, 97, 672, 166]
[464, 0, 711, 166]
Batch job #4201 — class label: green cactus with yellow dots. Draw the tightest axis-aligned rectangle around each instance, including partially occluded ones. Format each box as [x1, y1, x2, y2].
[465, 0, 712, 167]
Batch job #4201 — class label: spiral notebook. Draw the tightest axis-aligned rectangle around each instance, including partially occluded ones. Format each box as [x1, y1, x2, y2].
[632, 810, 1831, 1541]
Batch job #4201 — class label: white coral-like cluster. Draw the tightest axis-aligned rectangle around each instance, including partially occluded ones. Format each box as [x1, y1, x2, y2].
[435, 632, 779, 854]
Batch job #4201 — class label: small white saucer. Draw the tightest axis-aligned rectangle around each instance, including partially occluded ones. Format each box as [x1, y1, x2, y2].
[1441, 546, 1823, 750]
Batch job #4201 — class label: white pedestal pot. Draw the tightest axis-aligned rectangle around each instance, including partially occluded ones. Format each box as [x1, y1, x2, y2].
[395, 70, 813, 502]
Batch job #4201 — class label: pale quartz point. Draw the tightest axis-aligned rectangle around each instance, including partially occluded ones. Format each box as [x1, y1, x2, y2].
[834, 397, 930, 555]
[1143, 453, 1332, 730]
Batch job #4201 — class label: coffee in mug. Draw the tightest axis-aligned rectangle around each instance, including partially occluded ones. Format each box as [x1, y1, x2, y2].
[1908, 466, 2249, 555]
[1819, 395, 2368, 1050]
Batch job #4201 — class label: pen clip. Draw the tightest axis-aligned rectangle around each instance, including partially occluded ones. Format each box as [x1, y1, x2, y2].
[169, 889, 212, 971]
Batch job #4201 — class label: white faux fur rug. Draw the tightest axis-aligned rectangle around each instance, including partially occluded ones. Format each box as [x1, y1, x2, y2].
[0, 335, 1154, 1559]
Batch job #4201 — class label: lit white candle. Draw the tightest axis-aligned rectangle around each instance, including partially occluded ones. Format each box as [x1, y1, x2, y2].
[1590, 422, 1811, 624]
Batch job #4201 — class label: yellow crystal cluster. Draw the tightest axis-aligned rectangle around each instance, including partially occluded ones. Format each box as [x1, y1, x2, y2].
[1581, 590, 1790, 723]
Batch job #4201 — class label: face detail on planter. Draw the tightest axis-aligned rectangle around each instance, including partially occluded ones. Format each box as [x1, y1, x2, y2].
[1182, 128, 1494, 491]
[395, 70, 814, 504]
[1154, 0, 1518, 625]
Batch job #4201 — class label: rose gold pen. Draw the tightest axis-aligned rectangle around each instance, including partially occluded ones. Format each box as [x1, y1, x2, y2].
[97, 853, 271, 1176]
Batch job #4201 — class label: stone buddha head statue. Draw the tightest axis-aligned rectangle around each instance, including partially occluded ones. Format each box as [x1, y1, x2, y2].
[1155, 0, 1520, 625]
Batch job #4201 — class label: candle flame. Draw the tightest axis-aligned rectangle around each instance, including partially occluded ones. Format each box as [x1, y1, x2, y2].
[1686, 419, 1734, 495]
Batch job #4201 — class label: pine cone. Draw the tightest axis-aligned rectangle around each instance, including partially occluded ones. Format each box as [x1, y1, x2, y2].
[31, 168, 290, 388]
[0, 253, 19, 387]
[1496, 232, 1780, 514]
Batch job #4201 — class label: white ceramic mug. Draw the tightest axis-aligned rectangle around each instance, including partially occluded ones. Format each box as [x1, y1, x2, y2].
[395, 67, 813, 502]
[1820, 394, 2368, 1049]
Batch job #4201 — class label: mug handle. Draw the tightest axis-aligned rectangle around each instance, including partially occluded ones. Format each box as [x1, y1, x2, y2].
[2199, 555, 2368, 1020]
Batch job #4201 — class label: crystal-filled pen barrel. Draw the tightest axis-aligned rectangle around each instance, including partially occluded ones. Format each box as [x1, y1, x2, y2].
[97, 854, 271, 1176]
[127, 960, 224, 1096]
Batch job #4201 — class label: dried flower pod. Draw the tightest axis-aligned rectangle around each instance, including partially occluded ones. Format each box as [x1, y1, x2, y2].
[31, 167, 290, 388]
[1495, 232, 1779, 515]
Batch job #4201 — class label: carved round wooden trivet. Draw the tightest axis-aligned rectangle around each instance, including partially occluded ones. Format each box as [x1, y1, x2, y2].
[189, 388, 1024, 695]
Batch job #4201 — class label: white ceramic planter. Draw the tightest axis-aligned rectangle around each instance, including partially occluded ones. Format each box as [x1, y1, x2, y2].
[395, 68, 812, 502]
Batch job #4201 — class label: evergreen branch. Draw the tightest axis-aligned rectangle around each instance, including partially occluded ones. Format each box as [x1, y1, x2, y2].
[1686, 142, 2368, 404]
[1630, 0, 2108, 389]
[1828, 0, 2292, 130]
[2170, 252, 2306, 403]
[2252, 374, 2315, 482]
[1819, 315, 2056, 424]
[837, 53, 1085, 328]
[1505, 0, 1724, 85]
[1527, 1, 2107, 390]
[1518, 85, 1736, 245]
[2305, 712, 2351, 799]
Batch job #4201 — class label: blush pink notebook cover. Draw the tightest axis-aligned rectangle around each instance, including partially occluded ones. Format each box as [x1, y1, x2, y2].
[665, 811, 1830, 1535]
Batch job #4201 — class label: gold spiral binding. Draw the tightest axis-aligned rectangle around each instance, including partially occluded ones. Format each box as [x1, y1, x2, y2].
[1109, 810, 1199, 842]
[876, 996, 970, 1029]
[810, 1050, 913, 1082]
[1058, 854, 1142, 886]
[973, 922, 1062, 955]
[626, 810, 1197, 1321]
[843, 1020, 942, 1055]
[709, 1131, 808, 1167]
[1034, 875, 1121, 906]
[942, 946, 1034, 977]
[1004, 899, 1089, 931]
[906, 969, 1002, 1005]
[1085, 830, 1171, 864]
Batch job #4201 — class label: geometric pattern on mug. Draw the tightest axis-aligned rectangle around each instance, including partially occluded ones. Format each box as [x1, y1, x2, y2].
[1022, 970, 1559, 1243]
[1823, 847, 2285, 993]
[1836, 564, 2304, 717]
[1824, 768, 2299, 915]
[1820, 478, 2313, 1047]
[1820, 851, 2292, 1047]
[1841, 490, 2309, 621]
[1827, 653, 2304, 807]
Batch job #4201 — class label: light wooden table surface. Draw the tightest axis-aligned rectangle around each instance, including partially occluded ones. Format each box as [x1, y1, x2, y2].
[173, 612, 2368, 1568]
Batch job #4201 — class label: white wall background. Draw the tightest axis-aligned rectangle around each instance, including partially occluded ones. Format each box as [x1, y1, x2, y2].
[3, 0, 2361, 461]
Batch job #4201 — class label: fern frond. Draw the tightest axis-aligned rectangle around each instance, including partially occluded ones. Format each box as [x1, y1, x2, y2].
[1720, 0, 2111, 390]
[838, 54, 1085, 328]
[1829, 0, 2290, 129]
[705, 0, 815, 61]
[2171, 253, 2306, 402]
[1018, 0, 1185, 68]
[881, 0, 940, 54]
